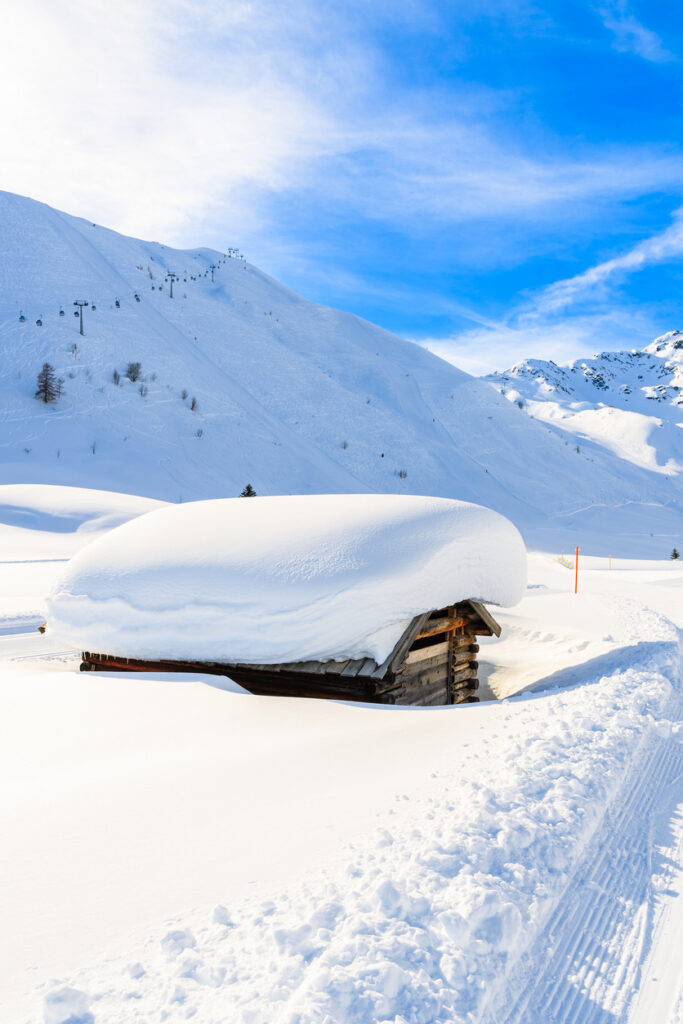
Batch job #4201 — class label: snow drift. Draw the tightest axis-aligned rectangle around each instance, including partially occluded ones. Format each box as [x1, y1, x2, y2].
[47, 494, 526, 664]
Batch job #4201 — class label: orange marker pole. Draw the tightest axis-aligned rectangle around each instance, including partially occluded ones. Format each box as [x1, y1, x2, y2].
[609, 553, 612, 570]
[574, 545, 579, 594]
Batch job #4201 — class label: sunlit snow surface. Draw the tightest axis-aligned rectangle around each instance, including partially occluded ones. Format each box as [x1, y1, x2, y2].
[0, 485, 681, 1024]
[47, 494, 526, 663]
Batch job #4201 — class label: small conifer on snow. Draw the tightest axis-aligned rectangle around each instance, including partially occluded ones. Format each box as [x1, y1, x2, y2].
[35, 363, 59, 403]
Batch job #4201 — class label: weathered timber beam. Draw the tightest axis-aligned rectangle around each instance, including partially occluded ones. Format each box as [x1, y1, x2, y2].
[451, 677, 479, 693]
[453, 648, 477, 666]
[455, 659, 479, 673]
[83, 654, 233, 677]
[453, 637, 479, 650]
[401, 653, 449, 678]
[452, 691, 480, 705]
[396, 660, 450, 687]
[451, 665, 477, 685]
[404, 640, 449, 666]
[380, 612, 431, 678]
[243, 683, 375, 701]
[416, 616, 469, 640]
[394, 683, 448, 705]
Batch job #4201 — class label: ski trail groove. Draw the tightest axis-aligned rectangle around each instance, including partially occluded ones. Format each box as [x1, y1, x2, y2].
[494, 697, 682, 1024]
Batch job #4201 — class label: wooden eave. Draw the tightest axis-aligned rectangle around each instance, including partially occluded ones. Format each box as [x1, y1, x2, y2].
[220, 600, 500, 680]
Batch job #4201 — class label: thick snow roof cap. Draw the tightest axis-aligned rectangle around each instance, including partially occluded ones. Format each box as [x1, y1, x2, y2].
[48, 494, 526, 665]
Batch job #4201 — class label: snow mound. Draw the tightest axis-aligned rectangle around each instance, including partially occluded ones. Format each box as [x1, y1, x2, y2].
[47, 494, 526, 665]
[0, 483, 163, 534]
[43, 985, 92, 1024]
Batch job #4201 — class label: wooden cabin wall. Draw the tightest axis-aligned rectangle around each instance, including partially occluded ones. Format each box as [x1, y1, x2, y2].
[388, 605, 480, 706]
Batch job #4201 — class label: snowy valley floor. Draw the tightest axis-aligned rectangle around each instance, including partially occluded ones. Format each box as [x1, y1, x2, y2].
[0, 490, 681, 1024]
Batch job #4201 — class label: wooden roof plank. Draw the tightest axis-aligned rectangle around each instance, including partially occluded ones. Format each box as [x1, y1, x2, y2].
[465, 600, 502, 637]
[371, 612, 431, 679]
[322, 660, 351, 675]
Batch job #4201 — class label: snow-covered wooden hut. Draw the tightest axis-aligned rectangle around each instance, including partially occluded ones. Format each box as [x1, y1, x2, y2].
[79, 599, 500, 705]
[48, 494, 526, 707]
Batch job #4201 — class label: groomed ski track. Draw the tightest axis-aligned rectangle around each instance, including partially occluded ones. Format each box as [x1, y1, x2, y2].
[493, 688, 683, 1024]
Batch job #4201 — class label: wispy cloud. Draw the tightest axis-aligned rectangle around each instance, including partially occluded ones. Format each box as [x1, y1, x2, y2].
[0, 0, 351, 241]
[2, 0, 682, 253]
[523, 207, 683, 318]
[597, 2, 674, 62]
[421, 207, 683, 374]
[421, 308, 664, 376]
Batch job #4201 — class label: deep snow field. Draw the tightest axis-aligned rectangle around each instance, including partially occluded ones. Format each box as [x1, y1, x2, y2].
[1, 484, 681, 1024]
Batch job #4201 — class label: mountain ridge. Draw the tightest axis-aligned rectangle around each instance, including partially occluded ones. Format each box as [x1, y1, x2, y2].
[0, 189, 680, 555]
[486, 333, 683, 480]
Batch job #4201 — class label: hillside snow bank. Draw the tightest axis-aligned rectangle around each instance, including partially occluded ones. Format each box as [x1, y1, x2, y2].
[47, 494, 526, 664]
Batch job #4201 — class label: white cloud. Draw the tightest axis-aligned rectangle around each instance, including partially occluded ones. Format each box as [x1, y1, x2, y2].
[598, 3, 674, 62]
[0, 0, 347, 242]
[523, 207, 683, 318]
[420, 208, 683, 374]
[420, 308, 665, 376]
[1, 0, 682, 255]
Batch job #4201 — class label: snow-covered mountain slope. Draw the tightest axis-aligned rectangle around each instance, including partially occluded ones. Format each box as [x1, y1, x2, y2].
[487, 333, 683, 479]
[0, 190, 680, 554]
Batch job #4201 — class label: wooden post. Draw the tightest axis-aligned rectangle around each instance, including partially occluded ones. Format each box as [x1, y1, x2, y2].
[574, 545, 579, 594]
[609, 553, 612, 570]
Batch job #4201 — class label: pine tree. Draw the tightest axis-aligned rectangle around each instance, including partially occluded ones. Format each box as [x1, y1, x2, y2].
[240, 484, 256, 497]
[35, 363, 59, 403]
[671, 547, 680, 560]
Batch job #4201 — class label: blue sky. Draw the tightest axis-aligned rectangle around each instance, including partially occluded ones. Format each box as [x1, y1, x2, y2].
[2, 0, 682, 372]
